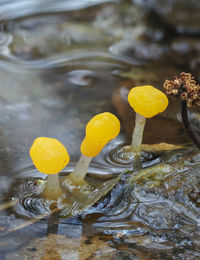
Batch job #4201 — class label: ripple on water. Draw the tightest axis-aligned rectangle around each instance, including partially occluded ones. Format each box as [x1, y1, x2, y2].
[67, 69, 95, 86]
[1, 165, 82, 240]
[96, 135, 162, 172]
[9, 137, 164, 219]
[5, 137, 190, 222]
[7, 151, 123, 219]
[0, 0, 114, 20]
[81, 150, 200, 258]
[12, 178, 51, 218]
[2, 144, 200, 259]
[0, 32, 12, 48]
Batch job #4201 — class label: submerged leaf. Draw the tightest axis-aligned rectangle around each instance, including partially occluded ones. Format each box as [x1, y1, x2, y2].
[61, 173, 123, 216]
[142, 142, 184, 152]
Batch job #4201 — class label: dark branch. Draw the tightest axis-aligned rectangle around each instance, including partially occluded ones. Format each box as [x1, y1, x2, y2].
[181, 100, 200, 149]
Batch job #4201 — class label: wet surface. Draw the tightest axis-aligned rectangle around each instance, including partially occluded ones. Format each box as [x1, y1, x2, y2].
[0, 0, 200, 259]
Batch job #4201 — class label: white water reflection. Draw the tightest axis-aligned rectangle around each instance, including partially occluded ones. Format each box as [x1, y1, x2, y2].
[0, 0, 117, 19]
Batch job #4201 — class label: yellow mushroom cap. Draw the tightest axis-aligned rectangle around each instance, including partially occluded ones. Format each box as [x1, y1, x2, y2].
[30, 137, 70, 174]
[81, 112, 120, 157]
[128, 85, 168, 118]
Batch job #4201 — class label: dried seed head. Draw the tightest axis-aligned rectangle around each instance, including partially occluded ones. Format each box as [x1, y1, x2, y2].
[163, 72, 200, 107]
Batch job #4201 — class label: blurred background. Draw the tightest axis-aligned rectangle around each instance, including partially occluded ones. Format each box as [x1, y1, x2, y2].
[0, 0, 199, 172]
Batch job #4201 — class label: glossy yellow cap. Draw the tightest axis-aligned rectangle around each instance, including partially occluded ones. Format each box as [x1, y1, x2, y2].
[81, 112, 120, 157]
[30, 137, 70, 174]
[128, 85, 168, 118]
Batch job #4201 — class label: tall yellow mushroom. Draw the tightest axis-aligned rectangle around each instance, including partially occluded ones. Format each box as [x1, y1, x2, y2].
[30, 137, 70, 200]
[68, 112, 120, 184]
[128, 85, 168, 153]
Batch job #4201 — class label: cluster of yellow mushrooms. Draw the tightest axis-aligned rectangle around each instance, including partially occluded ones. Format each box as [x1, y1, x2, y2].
[30, 85, 168, 200]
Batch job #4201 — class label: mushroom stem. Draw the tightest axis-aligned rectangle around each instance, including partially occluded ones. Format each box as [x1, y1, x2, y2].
[181, 100, 200, 149]
[131, 113, 146, 153]
[42, 174, 62, 200]
[69, 154, 92, 183]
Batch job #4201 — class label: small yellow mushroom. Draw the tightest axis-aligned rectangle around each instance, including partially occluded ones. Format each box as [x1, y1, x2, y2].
[69, 112, 120, 184]
[81, 112, 120, 157]
[128, 85, 168, 153]
[30, 137, 70, 200]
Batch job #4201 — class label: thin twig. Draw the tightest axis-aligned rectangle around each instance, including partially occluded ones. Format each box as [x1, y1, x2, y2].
[8, 208, 59, 233]
[181, 100, 200, 149]
[0, 198, 18, 211]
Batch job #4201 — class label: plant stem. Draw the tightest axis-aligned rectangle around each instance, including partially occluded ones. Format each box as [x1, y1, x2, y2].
[42, 174, 62, 200]
[69, 154, 92, 183]
[181, 100, 200, 149]
[0, 198, 18, 211]
[131, 113, 146, 153]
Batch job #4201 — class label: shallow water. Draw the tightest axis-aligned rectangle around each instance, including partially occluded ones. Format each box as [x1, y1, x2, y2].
[0, 0, 200, 259]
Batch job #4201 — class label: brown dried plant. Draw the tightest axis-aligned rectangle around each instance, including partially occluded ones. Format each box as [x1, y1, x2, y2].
[163, 72, 200, 107]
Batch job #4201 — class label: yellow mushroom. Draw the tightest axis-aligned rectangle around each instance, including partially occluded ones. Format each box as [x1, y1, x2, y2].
[69, 112, 120, 184]
[128, 85, 168, 153]
[30, 137, 70, 200]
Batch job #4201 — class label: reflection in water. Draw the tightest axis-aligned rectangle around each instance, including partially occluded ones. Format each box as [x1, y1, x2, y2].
[0, 0, 114, 19]
[0, 0, 200, 259]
